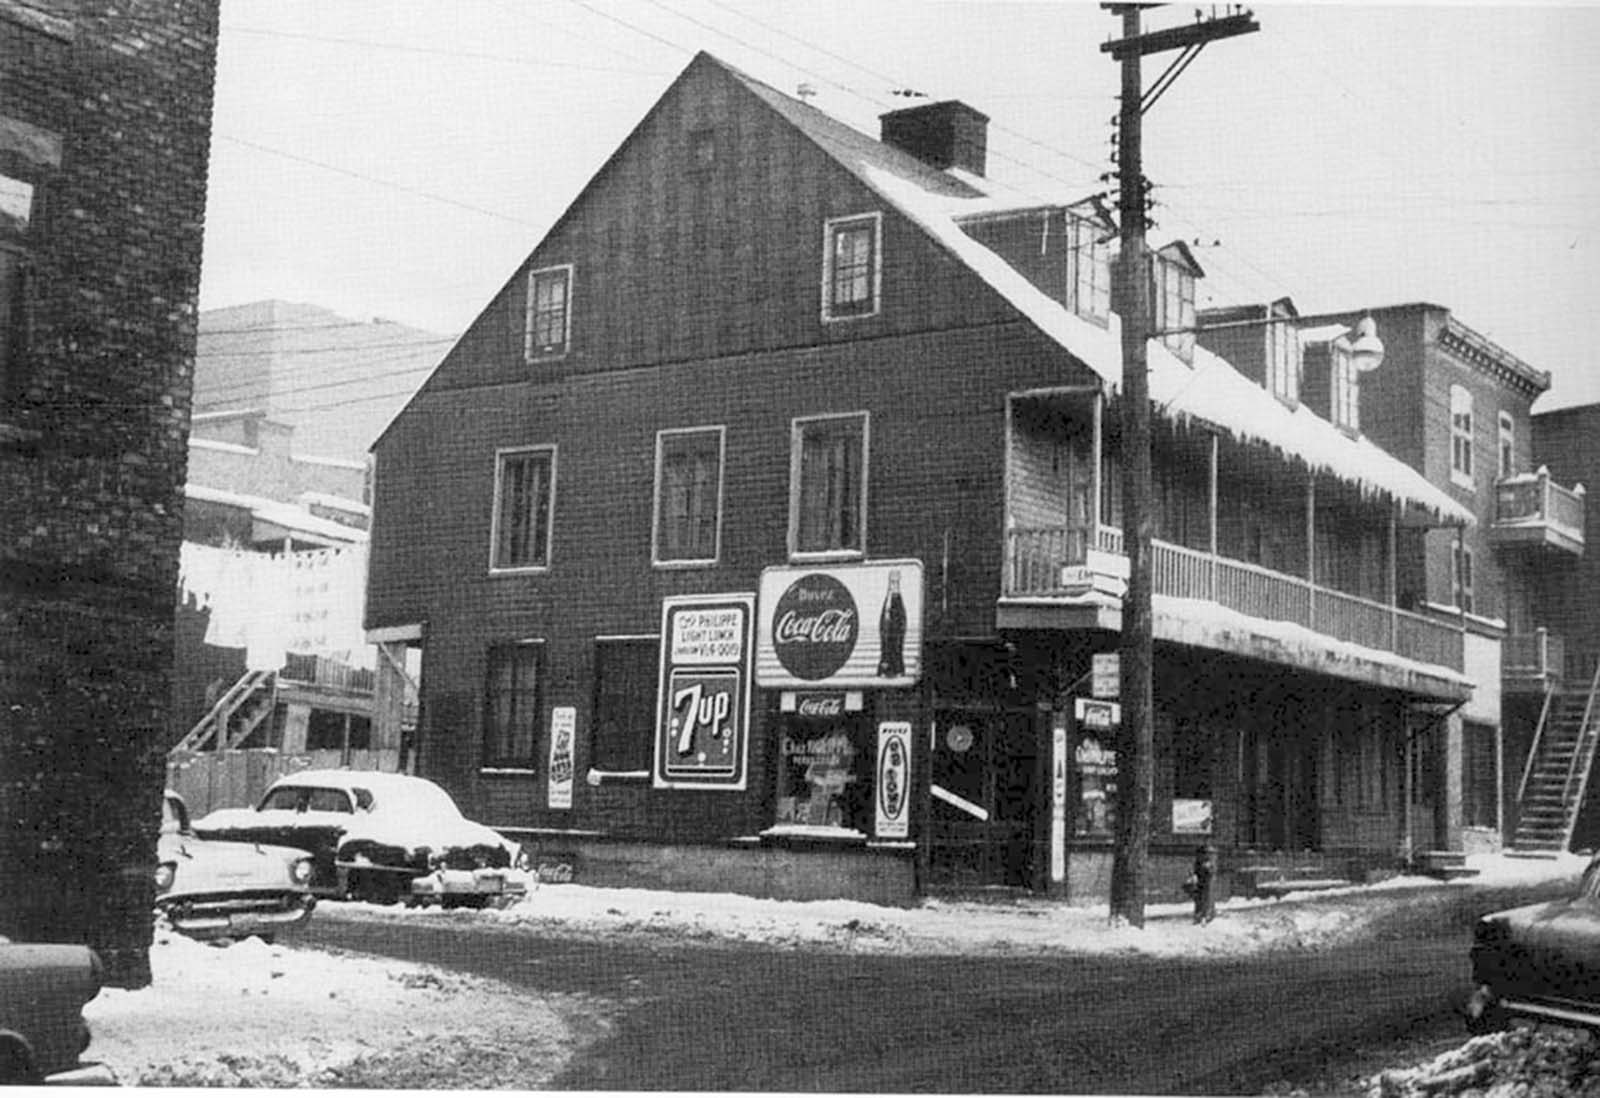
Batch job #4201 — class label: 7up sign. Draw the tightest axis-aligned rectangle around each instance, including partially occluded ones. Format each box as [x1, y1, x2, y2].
[654, 594, 755, 790]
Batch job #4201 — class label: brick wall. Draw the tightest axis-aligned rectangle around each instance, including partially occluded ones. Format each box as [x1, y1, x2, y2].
[0, 0, 220, 988]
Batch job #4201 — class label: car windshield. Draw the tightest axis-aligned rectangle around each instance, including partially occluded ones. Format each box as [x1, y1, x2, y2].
[161, 795, 189, 835]
[258, 786, 355, 814]
[1582, 860, 1600, 900]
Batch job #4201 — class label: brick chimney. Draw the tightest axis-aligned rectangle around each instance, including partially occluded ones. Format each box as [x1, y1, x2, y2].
[879, 100, 989, 177]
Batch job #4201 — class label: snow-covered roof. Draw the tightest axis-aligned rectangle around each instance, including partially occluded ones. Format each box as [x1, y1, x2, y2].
[300, 490, 371, 517]
[714, 57, 1471, 525]
[185, 482, 369, 543]
[294, 453, 368, 472]
[853, 166, 1471, 524]
[189, 436, 257, 456]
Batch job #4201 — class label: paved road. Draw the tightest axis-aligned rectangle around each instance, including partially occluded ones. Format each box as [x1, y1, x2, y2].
[298, 886, 1548, 1093]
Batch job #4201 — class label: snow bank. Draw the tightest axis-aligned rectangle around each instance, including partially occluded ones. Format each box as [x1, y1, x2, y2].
[83, 924, 599, 1087]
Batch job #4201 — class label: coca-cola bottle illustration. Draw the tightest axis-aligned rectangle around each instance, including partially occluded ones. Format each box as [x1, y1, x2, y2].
[877, 569, 907, 678]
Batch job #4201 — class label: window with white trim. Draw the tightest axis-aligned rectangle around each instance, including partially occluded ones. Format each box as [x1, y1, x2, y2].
[524, 265, 572, 361]
[1152, 256, 1195, 363]
[1331, 342, 1359, 433]
[1450, 384, 1474, 487]
[822, 213, 881, 321]
[490, 446, 555, 571]
[1453, 540, 1475, 615]
[1267, 317, 1300, 405]
[790, 412, 867, 557]
[1065, 213, 1110, 324]
[483, 640, 542, 770]
[1499, 411, 1515, 478]
[654, 426, 723, 565]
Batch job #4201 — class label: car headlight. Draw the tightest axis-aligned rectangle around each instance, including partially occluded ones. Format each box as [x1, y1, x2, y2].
[290, 857, 313, 886]
[154, 861, 176, 892]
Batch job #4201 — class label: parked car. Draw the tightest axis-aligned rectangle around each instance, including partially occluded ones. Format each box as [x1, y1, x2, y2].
[1466, 856, 1600, 1032]
[193, 770, 528, 907]
[0, 942, 114, 1084]
[156, 791, 316, 943]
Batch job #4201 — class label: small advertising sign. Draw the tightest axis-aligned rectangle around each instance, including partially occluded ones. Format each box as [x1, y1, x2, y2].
[875, 722, 912, 839]
[755, 560, 923, 689]
[654, 594, 755, 790]
[1074, 696, 1122, 730]
[1091, 652, 1120, 699]
[548, 706, 575, 810]
[1172, 799, 1214, 835]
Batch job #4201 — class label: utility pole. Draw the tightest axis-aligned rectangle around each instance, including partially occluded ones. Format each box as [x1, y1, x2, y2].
[1102, 3, 1257, 928]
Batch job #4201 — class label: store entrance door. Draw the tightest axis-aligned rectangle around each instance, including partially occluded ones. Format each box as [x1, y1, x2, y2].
[926, 710, 1040, 891]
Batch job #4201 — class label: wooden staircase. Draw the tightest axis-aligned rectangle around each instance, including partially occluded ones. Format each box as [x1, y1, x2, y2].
[1512, 663, 1600, 854]
[173, 668, 277, 753]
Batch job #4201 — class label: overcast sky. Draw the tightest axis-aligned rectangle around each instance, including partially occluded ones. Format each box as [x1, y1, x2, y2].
[197, 1, 1600, 410]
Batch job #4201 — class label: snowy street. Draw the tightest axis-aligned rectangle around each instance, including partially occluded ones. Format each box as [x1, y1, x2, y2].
[81, 853, 1596, 1092]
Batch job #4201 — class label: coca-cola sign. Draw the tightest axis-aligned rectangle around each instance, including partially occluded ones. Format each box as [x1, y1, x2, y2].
[771, 573, 858, 681]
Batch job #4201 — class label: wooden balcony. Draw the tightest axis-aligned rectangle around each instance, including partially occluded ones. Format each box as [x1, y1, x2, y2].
[1004, 526, 1466, 682]
[1490, 469, 1585, 556]
[1503, 629, 1567, 694]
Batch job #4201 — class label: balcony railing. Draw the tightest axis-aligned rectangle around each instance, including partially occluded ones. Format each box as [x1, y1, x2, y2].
[280, 652, 375, 693]
[1006, 526, 1464, 672]
[1492, 468, 1586, 554]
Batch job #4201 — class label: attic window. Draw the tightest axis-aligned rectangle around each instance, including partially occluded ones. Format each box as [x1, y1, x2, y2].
[1152, 256, 1195, 363]
[524, 265, 572, 362]
[822, 213, 881, 322]
[1065, 214, 1110, 324]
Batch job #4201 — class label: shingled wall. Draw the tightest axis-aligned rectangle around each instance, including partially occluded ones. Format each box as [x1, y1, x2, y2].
[0, 0, 219, 988]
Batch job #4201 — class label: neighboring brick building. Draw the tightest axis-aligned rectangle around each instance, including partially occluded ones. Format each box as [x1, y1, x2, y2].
[368, 53, 1483, 906]
[0, 0, 220, 986]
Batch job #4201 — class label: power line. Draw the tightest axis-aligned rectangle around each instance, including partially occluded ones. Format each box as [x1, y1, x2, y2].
[226, 24, 669, 76]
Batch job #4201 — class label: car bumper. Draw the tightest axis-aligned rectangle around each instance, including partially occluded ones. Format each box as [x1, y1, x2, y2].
[409, 868, 527, 905]
[1466, 983, 1600, 1031]
[159, 894, 316, 939]
[43, 1062, 118, 1086]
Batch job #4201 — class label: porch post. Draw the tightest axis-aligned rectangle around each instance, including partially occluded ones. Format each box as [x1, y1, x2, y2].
[1208, 432, 1219, 600]
[1305, 473, 1317, 630]
[1388, 501, 1399, 652]
[1092, 390, 1104, 546]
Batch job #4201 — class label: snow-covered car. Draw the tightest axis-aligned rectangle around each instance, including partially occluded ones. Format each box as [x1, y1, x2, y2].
[0, 941, 114, 1085]
[156, 791, 316, 942]
[1466, 855, 1600, 1033]
[193, 770, 528, 907]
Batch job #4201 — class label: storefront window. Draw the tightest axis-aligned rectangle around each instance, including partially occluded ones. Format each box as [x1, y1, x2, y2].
[775, 710, 873, 833]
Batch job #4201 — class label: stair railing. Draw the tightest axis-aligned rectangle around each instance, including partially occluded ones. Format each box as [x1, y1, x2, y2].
[174, 668, 270, 754]
[1519, 682, 1558, 808]
[1557, 656, 1600, 849]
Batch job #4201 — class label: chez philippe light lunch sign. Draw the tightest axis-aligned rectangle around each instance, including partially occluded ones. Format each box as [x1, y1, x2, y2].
[755, 560, 924, 689]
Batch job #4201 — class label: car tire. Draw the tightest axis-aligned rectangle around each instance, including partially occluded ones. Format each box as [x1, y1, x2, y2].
[347, 869, 403, 905]
[0, 1038, 39, 1086]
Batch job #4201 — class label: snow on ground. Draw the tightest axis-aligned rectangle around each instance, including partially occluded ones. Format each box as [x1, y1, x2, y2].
[83, 923, 608, 1087]
[80, 852, 1589, 1087]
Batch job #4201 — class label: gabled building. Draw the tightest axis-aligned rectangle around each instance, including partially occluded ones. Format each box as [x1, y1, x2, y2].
[367, 52, 1477, 905]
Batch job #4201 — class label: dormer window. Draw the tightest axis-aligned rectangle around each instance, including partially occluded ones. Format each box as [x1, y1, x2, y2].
[1151, 242, 1202, 364]
[1331, 341, 1358, 434]
[1266, 303, 1300, 405]
[822, 213, 881, 321]
[1065, 212, 1110, 324]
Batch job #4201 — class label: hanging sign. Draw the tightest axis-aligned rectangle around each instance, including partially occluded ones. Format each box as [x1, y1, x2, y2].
[755, 560, 924, 689]
[1074, 696, 1121, 730]
[654, 594, 755, 789]
[1091, 653, 1120, 699]
[548, 706, 575, 810]
[875, 722, 912, 839]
